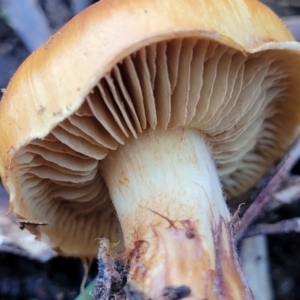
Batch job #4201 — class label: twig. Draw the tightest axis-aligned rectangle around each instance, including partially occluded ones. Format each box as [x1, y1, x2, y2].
[0, 0, 52, 52]
[240, 236, 274, 300]
[244, 218, 300, 238]
[265, 177, 300, 211]
[70, 0, 93, 14]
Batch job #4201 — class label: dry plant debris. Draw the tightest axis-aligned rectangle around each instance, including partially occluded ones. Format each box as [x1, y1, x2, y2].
[91, 239, 192, 300]
[0, 184, 56, 261]
[235, 136, 300, 243]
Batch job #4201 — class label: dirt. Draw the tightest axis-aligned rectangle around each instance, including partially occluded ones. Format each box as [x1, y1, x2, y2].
[0, 253, 98, 300]
[0, 0, 300, 299]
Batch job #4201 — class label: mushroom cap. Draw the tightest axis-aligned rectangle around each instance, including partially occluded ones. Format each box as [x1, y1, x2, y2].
[1, 0, 300, 257]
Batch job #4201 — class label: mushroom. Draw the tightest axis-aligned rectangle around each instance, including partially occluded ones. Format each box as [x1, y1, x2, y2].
[1, 0, 300, 298]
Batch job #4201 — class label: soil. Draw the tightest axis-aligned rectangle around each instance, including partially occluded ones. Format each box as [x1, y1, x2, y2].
[0, 0, 300, 299]
[0, 253, 97, 300]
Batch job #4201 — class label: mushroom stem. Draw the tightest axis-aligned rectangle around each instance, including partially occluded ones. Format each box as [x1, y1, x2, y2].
[100, 128, 252, 299]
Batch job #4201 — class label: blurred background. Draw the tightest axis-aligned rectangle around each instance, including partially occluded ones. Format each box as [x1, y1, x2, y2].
[0, 0, 300, 299]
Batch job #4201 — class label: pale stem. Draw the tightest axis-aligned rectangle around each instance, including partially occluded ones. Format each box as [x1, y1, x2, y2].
[100, 128, 252, 299]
